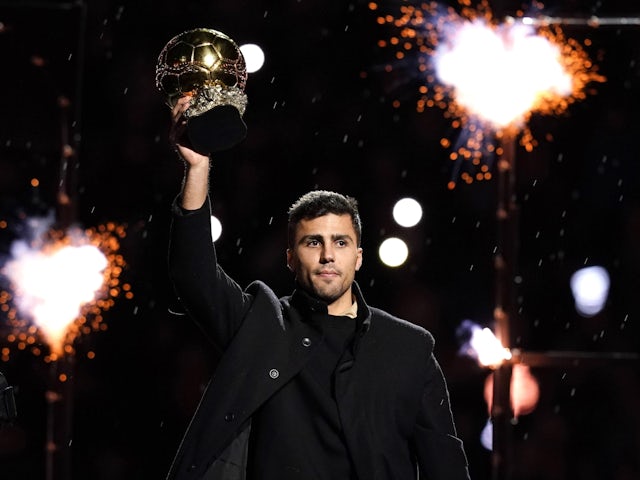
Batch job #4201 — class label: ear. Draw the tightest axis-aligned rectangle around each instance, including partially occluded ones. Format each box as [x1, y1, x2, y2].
[286, 249, 294, 272]
[355, 247, 363, 271]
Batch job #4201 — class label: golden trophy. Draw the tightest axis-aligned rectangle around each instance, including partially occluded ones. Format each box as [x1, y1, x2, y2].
[156, 28, 248, 153]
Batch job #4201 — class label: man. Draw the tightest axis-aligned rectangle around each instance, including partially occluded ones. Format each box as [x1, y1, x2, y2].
[166, 96, 471, 480]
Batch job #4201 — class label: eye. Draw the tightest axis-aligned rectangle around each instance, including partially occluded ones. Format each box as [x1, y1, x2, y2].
[336, 239, 348, 247]
[307, 239, 320, 247]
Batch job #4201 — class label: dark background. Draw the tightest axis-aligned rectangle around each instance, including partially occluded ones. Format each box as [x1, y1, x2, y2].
[1, 0, 639, 479]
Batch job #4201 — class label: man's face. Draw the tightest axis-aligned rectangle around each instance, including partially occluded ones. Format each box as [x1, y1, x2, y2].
[287, 213, 363, 314]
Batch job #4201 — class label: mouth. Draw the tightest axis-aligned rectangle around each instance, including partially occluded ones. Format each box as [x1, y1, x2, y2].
[316, 269, 339, 277]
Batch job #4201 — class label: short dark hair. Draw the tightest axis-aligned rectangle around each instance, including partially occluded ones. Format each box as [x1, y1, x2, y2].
[287, 190, 362, 248]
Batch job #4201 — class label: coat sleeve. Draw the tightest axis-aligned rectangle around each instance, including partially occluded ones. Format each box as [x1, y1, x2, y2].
[413, 351, 471, 480]
[168, 196, 251, 353]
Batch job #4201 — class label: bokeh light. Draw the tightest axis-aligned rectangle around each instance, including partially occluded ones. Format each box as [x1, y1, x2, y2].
[210, 215, 222, 242]
[570, 265, 610, 317]
[240, 43, 265, 73]
[378, 237, 409, 267]
[392, 197, 423, 227]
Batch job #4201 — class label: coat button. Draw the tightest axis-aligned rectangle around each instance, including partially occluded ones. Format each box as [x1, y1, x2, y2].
[302, 337, 312, 347]
[224, 412, 235, 422]
[269, 368, 279, 379]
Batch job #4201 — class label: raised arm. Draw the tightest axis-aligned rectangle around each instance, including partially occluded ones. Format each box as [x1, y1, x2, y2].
[167, 96, 251, 352]
[170, 96, 210, 210]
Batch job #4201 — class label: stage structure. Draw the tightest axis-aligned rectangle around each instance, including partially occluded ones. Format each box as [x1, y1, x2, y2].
[490, 14, 640, 480]
[372, 2, 640, 478]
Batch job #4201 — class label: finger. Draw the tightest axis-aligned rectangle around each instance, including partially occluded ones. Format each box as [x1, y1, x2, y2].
[171, 96, 191, 122]
[171, 103, 184, 123]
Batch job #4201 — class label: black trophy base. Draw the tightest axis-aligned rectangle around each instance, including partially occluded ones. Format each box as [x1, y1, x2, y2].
[186, 105, 247, 155]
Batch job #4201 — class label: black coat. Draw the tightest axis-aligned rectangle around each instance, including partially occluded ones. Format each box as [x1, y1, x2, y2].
[166, 200, 470, 480]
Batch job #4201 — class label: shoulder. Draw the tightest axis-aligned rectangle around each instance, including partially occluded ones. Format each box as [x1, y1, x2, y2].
[241, 280, 286, 330]
[246, 280, 281, 309]
[368, 307, 435, 351]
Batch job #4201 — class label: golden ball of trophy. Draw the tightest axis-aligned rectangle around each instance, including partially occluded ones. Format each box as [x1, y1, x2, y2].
[155, 28, 248, 152]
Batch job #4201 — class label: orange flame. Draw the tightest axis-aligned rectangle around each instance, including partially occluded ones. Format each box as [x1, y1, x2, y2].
[484, 364, 540, 417]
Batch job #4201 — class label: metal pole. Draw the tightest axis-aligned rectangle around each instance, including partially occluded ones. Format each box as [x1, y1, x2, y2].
[491, 128, 519, 480]
[511, 349, 640, 367]
[56, 96, 77, 229]
[45, 355, 75, 480]
[56, 1, 86, 230]
[506, 15, 640, 27]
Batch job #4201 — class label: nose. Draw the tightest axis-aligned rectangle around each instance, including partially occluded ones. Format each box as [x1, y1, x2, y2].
[320, 245, 335, 264]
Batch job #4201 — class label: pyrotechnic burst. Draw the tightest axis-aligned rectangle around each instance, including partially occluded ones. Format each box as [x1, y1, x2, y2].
[457, 319, 540, 421]
[0, 214, 130, 363]
[370, 0, 605, 188]
[457, 318, 511, 367]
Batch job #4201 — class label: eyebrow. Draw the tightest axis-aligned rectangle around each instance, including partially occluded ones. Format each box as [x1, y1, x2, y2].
[298, 233, 354, 244]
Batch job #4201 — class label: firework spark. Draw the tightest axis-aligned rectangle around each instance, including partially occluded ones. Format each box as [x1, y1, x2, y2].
[457, 318, 511, 367]
[1, 215, 130, 362]
[370, 0, 604, 187]
[457, 319, 540, 418]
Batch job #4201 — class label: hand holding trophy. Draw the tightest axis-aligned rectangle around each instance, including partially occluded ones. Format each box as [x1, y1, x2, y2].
[155, 28, 248, 154]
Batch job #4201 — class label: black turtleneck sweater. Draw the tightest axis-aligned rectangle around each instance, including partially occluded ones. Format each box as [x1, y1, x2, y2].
[246, 306, 359, 480]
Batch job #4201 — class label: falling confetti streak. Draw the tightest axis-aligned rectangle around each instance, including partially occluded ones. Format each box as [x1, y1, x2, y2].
[1, 218, 130, 362]
[370, 0, 605, 188]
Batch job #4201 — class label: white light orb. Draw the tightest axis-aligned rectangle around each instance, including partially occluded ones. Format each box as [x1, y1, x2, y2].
[480, 418, 493, 451]
[393, 197, 423, 227]
[570, 265, 610, 317]
[211, 215, 222, 242]
[240, 43, 265, 73]
[378, 237, 409, 267]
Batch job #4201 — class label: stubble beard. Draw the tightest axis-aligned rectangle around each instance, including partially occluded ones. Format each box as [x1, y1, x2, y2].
[303, 275, 346, 305]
